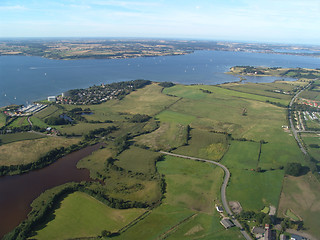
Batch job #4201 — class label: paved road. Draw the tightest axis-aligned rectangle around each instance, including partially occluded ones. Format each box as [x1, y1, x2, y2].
[288, 83, 311, 155]
[159, 151, 252, 240]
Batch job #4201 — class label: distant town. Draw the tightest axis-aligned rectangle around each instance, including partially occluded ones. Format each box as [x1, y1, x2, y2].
[0, 39, 320, 60]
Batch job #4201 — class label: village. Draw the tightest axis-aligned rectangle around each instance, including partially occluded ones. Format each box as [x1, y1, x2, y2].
[53, 79, 151, 105]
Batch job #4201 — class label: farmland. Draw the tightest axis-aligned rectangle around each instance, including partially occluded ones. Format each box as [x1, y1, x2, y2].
[3, 74, 320, 239]
[34, 192, 146, 240]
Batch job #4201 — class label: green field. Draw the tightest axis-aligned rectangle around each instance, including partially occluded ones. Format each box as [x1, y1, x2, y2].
[0, 137, 80, 166]
[112, 155, 241, 239]
[77, 145, 162, 205]
[30, 116, 48, 128]
[285, 209, 300, 221]
[261, 206, 269, 214]
[134, 122, 188, 151]
[156, 110, 196, 125]
[302, 133, 320, 161]
[222, 141, 260, 170]
[116, 146, 161, 174]
[0, 112, 6, 127]
[34, 105, 61, 119]
[173, 129, 228, 161]
[219, 82, 293, 104]
[100, 83, 177, 116]
[7, 117, 29, 127]
[222, 141, 284, 211]
[226, 168, 284, 211]
[0, 132, 45, 144]
[34, 192, 146, 240]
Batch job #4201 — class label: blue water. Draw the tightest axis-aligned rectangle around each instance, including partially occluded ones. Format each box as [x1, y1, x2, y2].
[1, 50, 320, 107]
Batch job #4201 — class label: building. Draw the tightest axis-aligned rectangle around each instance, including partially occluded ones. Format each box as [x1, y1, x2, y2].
[220, 218, 234, 229]
[264, 224, 271, 240]
[290, 234, 307, 240]
[252, 226, 265, 239]
[216, 205, 224, 213]
[280, 234, 287, 240]
[48, 96, 56, 102]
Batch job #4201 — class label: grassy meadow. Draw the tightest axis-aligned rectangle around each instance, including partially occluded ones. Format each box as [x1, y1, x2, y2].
[173, 129, 228, 161]
[34, 192, 146, 240]
[0, 137, 80, 166]
[301, 133, 320, 162]
[134, 122, 188, 151]
[222, 141, 284, 211]
[0, 132, 45, 144]
[112, 156, 244, 240]
[0, 112, 7, 128]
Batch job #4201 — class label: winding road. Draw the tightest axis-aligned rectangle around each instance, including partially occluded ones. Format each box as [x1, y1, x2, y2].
[159, 151, 252, 240]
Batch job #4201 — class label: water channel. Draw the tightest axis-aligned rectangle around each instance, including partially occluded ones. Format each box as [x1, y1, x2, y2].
[0, 144, 100, 238]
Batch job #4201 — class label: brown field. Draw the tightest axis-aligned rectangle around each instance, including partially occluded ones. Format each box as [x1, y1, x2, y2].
[277, 173, 320, 238]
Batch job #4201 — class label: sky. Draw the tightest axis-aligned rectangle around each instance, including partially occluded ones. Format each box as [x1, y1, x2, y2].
[0, 0, 319, 45]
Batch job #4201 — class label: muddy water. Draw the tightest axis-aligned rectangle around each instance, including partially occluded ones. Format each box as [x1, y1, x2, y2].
[0, 144, 100, 238]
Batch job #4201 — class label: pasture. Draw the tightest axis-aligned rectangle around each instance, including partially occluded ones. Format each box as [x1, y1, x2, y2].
[173, 129, 228, 161]
[278, 173, 320, 238]
[34, 191, 145, 240]
[113, 155, 234, 239]
[222, 141, 284, 211]
[34, 105, 61, 119]
[222, 141, 260, 170]
[77, 146, 162, 205]
[116, 146, 161, 174]
[30, 116, 48, 128]
[0, 132, 45, 144]
[8, 117, 29, 127]
[100, 83, 177, 116]
[0, 112, 6, 128]
[155, 110, 196, 125]
[134, 122, 188, 151]
[301, 133, 320, 161]
[226, 168, 284, 211]
[0, 137, 80, 166]
[219, 82, 293, 105]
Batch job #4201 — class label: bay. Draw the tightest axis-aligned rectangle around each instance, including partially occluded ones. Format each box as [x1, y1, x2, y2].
[1, 50, 319, 107]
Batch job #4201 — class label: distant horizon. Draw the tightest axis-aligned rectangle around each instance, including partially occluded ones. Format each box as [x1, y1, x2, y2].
[1, 0, 319, 45]
[0, 37, 319, 47]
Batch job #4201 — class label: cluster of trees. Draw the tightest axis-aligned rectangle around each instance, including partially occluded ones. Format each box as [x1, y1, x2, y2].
[309, 143, 320, 148]
[45, 116, 70, 125]
[158, 82, 175, 88]
[129, 114, 151, 123]
[114, 134, 130, 154]
[291, 102, 319, 112]
[236, 66, 265, 74]
[265, 100, 288, 108]
[84, 126, 118, 141]
[281, 69, 320, 79]
[285, 162, 303, 176]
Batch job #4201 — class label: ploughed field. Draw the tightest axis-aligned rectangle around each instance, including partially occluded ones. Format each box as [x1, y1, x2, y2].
[1, 78, 320, 239]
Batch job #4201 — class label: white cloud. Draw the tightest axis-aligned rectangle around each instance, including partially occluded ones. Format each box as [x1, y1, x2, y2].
[0, 5, 26, 11]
